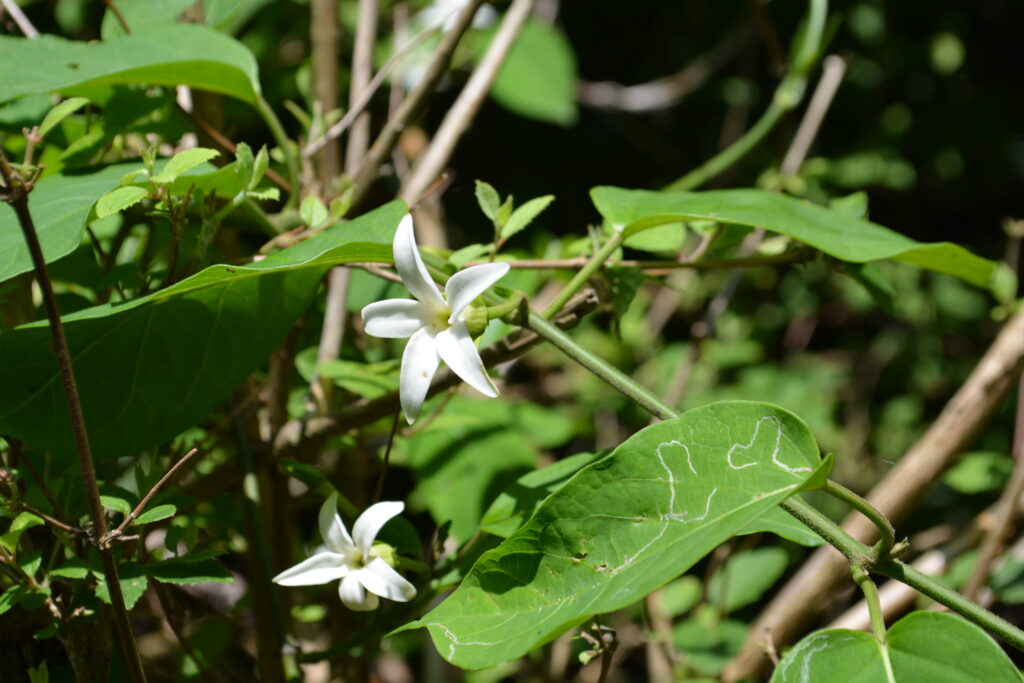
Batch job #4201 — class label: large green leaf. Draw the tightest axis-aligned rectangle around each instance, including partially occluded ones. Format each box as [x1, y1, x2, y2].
[484, 18, 578, 126]
[0, 164, 138, 285]
[591, 186, 998, 290]
[403, 401, 824, 668]
[0, 159, 240, 286]
[0, 202, 404, 459]
[771, 611, 1020, 682]
[0, 23, 261, 105]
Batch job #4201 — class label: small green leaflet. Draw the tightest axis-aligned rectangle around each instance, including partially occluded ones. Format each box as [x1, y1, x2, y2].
[95, 186, 149, 218]
[401, 401, 824, 668]
[771, 611, 1020, 682]
[591, 186, 999, 291]
[94, 561, 148, 610]
[38, 96, 90, 138]
[501, 195, 554, 242]
[150, 148, 220, 184]
[475, 180, 501, 222]
[133, 504, 177, 525]
[0, 24, 261, 105]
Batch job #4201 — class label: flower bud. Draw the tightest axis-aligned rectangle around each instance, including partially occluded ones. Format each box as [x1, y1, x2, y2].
[462, 304, 489, 337]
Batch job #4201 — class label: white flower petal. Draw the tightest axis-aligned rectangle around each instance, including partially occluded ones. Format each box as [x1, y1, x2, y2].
[339, 572, 379, 611]
[400, 326, 440, 424]
[435, 321, 498, 398]
[357, 558, 417, 603]
[361, 299, 434, 338]
[352, 501, 405, 558]
[393, 214, 445, 309]
[444, 261, 510, 322]
[272, 551, 349, 586]
[319, 493, 355, 555]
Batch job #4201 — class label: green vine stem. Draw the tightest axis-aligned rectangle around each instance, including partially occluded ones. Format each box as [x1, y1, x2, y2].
[523, 288, 1024, 652]
[664, 0, 826, 192]
[664, 100, 789, 192]
[778, 497, 871, 566]
[525, 312, 676, 421]
[873, 557, 1024, 653]
[823, 479, 896, 559]
[256, 94, 299, 209]
[783, 496, 1024, 653]
[540, 231, 624, 320]
[852, 566, 889, 647]
[416, 226, 1024, 654]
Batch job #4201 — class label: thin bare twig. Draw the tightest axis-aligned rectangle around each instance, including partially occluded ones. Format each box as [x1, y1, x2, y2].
[466, 250, 813, 272]
[177, 105, 291, 193]
[11, 441, 72, 524]
[400, 0, 537, 205]
[577, 21, 750, 112]
[372, 412, 402, 503]
[349, 0, 486, 207]
[779, 55, 847, 176]
[962, 375, 1024, 600]
[310, 0, 342, 181]
[0, 0, 39, 38]
[102, 448, 201, 545]
[303, 14, 445, 159]
[345, 0, 378, 175]
[309, 0, 376, 412]
[102, 0, 131, 33]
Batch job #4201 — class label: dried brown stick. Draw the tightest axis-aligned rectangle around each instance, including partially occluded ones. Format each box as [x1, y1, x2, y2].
[399, 0, 536, 205]
[103, 0, 131, 33]
[464, 250, 814, 271]
[310, 0, 375, 412]
[303, 10, 441, 159]
[345, 0, 378, 176]
[310, 0, 342, 180]
[723, 307, 1024, 682]
[962, 374, 1024, 599]
[0, 0, 38, 38]
[349, 0, 486, 207]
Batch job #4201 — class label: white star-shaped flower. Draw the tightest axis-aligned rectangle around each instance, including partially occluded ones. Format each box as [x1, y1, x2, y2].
[361, 214, 510, 423]
[272, 494, 417, 611]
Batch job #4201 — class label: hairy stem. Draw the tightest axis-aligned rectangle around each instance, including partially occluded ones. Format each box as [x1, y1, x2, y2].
[541, 231, 625, 319]
[0, 156, 147, 682]
[852, 566, 888, 645]
[525, 313, 676, 421]
[824, 480, 896, 559]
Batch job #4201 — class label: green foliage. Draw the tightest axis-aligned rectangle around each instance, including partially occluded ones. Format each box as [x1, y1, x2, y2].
[482, 19, 578, 126]
[0, 2, 1018, 678]
[0, 202, 404, 458]
[405, 401, 824, 668]
[0, 24, 261, 105]
[772, 612, 1021, 682]
[37, 97, 90, 138]
[0, 163, 143, 283]
[592, 186, 999, 290]
[707, 548, 789, 614]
